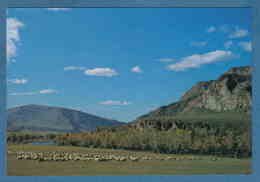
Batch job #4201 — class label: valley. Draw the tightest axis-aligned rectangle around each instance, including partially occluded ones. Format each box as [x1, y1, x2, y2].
[7, 66, 252, 175]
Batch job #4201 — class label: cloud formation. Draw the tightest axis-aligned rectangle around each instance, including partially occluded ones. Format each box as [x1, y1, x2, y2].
[9, 92, 36, 96]
[229, 27, 248, 39]
[206, 25, 249, 40]
[84, 68, 118, 77]
[100, 100, 131, 106]
[239, 41, 252, 52]
[9, 89, 58, 96]
[167, 50, 235, 71]
[158, 58, 176, 62]
[39, 89, 58, 94]
[131, 66, 142, 73]
[46, 8, 71, 11]
[64, 66, 86, 71]
[7, 18, 24, 62]
[8, 78, 28, 84]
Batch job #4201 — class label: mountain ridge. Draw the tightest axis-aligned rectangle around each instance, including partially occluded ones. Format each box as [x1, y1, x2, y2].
[133, 66, 251, 130]
[7, 104, 125, 133]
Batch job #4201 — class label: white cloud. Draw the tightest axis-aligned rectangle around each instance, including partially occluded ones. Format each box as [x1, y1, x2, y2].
[8, 78, 28, 84]
[206, 25, 249, 39]
[100, 100, 131, 106]
[229, 27, 248, 39]
[206, 26, 216, 33]
[224, 41, 233, 49]
[46, 8, 71, 11]
[84, 68, 118, 77]
[9, 89, 58, 96]
[158, 58, 176, 62]
[64, 66, 86, 71]
[39, 89, 58, 94]
[190, 41, 208, 47]
[131, 66, 142, 73]
[239, 41, 252, 52]
[9, 92, 36, 96]
[9, 92, 37, 96]
[7, 18, 24, 62]
[167, 50, 235, 71]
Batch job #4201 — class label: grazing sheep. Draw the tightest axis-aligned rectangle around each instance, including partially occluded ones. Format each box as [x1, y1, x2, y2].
[38, 156, 44, 162]
[24, 154, 30, 160]
[114, 156, 121, 161]
[16, 155, 23, 160]
[129, 156, 139, 162]
[94, 157, 101, 161]
[119, 157, 127, 161]
[74, 156, 80, 161]
[14, 150, 211, 164]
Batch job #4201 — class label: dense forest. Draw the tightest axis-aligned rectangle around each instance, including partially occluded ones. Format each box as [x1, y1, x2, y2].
[7, 132, 57, 144]
[53, 119, 251, 158]
[7, 115, 251, 158]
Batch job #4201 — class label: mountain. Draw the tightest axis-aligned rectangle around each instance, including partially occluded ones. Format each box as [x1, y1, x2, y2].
[7, 104, 125, 133]
[134, 66, 252, 130]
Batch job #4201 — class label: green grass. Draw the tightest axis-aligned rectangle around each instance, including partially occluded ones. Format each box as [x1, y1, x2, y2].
[7, 144, 251, 176]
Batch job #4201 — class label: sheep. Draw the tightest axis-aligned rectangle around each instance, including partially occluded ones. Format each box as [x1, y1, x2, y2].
[16, 155, 23, 160]
[114, 156, 121, 161]
[38, 156, 44, 162]
[94, 157, 101, 161]
[14, 150, 211, 163]
[119, 157, 127, 161]
[129, 156, 139, 162]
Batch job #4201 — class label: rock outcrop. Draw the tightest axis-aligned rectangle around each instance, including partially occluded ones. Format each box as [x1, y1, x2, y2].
[182, 66, 251, 113]
[134, 66, 252, 130]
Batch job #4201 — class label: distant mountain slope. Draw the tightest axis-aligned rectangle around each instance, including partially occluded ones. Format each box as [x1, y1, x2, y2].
[7, 104, 125, 133]
[134, 66, 251, 130]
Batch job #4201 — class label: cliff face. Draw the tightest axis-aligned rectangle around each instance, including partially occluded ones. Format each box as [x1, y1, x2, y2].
[134, 66, 252, 130]
[181, 66, 251, 113]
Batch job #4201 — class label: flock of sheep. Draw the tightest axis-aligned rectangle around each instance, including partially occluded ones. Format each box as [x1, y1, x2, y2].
[11, 150, 220, 162]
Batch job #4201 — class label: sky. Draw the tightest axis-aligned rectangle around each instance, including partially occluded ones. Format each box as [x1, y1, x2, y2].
[7, 8, 252, 122]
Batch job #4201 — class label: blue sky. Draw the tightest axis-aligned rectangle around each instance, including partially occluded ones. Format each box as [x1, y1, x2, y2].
[7, 8, 252, 122]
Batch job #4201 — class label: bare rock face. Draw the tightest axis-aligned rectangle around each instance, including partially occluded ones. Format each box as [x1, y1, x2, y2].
[197, 66, 251, 112]
[179, 66, 251, 113]
[134, 66, 252, 130]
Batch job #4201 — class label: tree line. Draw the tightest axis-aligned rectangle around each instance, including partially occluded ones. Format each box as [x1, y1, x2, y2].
[54, 121, 251, 158]
[7, 132, 57, 144]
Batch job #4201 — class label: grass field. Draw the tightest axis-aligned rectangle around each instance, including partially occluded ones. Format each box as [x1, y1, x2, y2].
[7, 144, 251, 176]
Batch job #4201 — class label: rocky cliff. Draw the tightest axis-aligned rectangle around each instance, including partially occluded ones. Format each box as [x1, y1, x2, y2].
[181, 66, 251, 113]
[134, 66, 252, 130]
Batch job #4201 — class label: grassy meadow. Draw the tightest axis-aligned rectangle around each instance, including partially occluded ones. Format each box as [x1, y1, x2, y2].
[7, 144, 251, 176]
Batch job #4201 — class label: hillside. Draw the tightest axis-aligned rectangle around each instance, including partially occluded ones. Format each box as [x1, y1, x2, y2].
[7, 104, 124, 133]
[134, 66, 252, 130]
